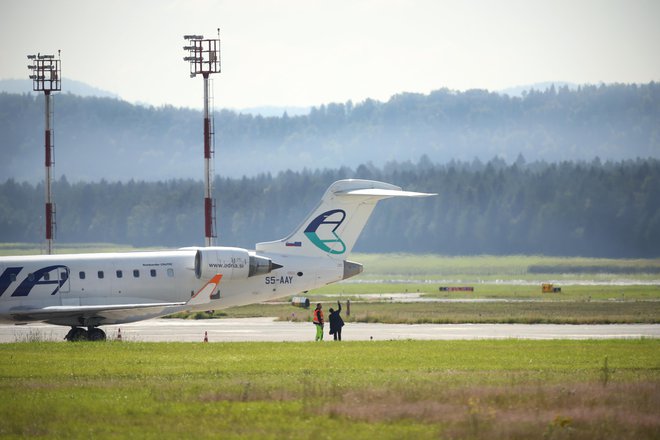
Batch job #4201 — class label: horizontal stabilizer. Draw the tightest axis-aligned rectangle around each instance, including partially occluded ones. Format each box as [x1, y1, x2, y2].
[337, 188, 436, 198]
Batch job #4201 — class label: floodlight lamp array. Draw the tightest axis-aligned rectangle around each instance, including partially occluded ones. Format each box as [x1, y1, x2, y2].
[26, 51, 61, 92]
[183, 32, 221, 78]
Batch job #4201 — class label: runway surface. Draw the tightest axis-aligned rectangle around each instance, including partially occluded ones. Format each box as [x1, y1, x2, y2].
[2, 318, 659, 342]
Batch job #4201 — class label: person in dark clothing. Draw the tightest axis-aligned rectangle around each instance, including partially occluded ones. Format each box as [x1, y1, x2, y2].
[328, 301, 345, 341]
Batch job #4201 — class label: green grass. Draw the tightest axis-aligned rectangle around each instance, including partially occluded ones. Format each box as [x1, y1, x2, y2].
[173, 283, 660, 324]
[1, 340, 658, 439]
[350, 253, 660, 281]
[183, 299, 660, 324]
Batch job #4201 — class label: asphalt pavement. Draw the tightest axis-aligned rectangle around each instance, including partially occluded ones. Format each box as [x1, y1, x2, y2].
[2, 318, 659, 342]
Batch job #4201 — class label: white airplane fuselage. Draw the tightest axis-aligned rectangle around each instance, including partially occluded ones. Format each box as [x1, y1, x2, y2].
[0, 248, 344, 326]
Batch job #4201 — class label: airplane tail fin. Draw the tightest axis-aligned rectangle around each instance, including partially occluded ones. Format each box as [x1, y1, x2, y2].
[256, 179, 434, 259]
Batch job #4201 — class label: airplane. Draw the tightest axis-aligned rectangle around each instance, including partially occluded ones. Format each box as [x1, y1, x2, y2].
[0, 179, 434, 341]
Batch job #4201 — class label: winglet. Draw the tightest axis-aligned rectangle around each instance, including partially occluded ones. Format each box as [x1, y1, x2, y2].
[187, 274, 222, 306]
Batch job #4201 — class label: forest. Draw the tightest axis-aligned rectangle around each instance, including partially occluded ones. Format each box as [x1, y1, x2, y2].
[1, 158, 658, 258]
[1, 82, 659, 182]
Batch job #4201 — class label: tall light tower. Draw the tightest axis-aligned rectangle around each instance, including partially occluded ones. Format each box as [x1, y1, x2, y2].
[183, 31, 221, 247]
[28, 51, 61, 254]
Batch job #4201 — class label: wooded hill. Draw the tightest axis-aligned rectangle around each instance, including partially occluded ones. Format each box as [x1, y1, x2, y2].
[1, 82, 658, 182]
[1, 158, 658, 258]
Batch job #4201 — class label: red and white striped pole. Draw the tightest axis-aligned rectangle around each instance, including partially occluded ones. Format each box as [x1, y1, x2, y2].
[203, 72, 214, 247]
[44, 90, 54, 254]
[184, 32, 220, 248]
[28, 52, 60, 255]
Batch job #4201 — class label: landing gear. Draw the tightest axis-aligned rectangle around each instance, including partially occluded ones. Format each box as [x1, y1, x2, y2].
[64, 327, 87, 341]
[64, 326, 106, 342]
[87, 327, 106, 341]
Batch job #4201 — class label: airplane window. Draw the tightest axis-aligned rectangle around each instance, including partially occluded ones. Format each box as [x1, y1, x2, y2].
[98, 271, 104, 279]
[133, 270, 140, 278]
[10, 274, 16, 282]
[60, 272, 67, 281]
[44, 273, 50, 281]
[79, 271, 86, 280]
[150, 269, 157, 277]
[167, 268, 174, 277]
[28, 273, 34, 281]
[116, 270, 123, 278]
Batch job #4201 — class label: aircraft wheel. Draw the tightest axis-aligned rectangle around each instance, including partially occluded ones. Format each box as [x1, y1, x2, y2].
[65, 327, 89, 342]
[87, 327, 107, 341]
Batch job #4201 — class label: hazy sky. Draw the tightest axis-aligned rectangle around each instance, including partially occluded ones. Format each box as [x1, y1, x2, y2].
[1, 0, 658, 110]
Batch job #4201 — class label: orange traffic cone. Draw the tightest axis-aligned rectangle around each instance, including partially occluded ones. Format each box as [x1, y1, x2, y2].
[203, 331, 208, 343]
[117, 328, 122, 341]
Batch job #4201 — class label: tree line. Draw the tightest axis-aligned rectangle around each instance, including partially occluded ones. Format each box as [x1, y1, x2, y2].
[1, 158, 658, 258]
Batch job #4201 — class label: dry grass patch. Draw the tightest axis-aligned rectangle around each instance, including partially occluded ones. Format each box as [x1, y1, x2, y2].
[318, 382, 660, 439]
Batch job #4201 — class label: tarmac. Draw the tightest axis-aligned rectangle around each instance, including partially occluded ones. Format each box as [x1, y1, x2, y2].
[2, 318, 659, 342]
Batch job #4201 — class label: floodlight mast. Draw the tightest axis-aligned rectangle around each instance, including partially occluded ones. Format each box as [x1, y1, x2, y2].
[184, 31, 221, 247]
[27, 51, 61, 255]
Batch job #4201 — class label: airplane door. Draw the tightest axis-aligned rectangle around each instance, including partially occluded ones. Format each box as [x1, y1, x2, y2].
[59, 267, 80, 307]
[58, 267, 70, 294]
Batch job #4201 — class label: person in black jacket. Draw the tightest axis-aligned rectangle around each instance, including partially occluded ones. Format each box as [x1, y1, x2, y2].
[328, 301, 345, 341]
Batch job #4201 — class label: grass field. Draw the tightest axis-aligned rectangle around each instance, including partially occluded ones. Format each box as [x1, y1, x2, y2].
[2, 246, 658, 438]
[1, 340, 658, 439]
[188, 299, 660, 324]
[176, 279, 660, 324]
[349, 253, 660, 282]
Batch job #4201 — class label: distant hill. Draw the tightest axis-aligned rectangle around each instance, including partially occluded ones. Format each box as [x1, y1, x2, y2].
[0, 78, 119, 99]
[1, 82, 658, 182]
[0, 78, 120, 99]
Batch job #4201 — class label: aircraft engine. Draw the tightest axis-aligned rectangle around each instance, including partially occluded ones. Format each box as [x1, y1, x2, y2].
[194, 247, 281, 280]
